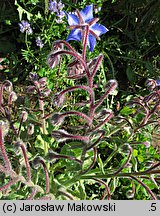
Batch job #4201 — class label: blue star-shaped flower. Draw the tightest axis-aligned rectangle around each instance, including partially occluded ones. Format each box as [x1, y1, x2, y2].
[156, 79, 160, 85]
[65, 4, 108, 52]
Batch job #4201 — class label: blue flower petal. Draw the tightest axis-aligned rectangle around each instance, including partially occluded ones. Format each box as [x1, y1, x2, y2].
[66, 29, 82, 41]
[156, 79, 160, 85]
[90, 23, 109, 36]
[88, 34, 96, 52]
[80, 4, 93, 23]
[65, 12, 79, 26]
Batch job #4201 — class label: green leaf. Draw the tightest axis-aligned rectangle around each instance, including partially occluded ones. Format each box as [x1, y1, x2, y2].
[126, 65, 136, 83]
[78, 180, 86, 199]
[97, 154, 105, 174]
[138, 155, 144, 163]
[15, 0, 33, 21]
[120, 106, 135, 115]
[35, 134, 45, 150]
[133, 149, 138, 157]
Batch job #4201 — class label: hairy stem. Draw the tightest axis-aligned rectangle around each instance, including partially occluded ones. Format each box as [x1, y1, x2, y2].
[130, 176, 157, 200]
[0, 127, 12, 171]
[39, 159, 50, 194]
[0, 177, 20, 192]
[112, 148, 133, 175]
[20, 144, 31, 182]
[51, 50, 90, 78]
[93, 178, 111, 200]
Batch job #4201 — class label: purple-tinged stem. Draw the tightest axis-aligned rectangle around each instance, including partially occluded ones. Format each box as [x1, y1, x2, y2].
[66, 134, 89, 143]
[92, 80, 117, 114]
[17, 117, 23, 138]
[0, 83, 4, 107]
[53, 40, 76, 53]
[130, 101, 149, 115]
[38, 98, 48, 155]
[134, 103, 159, 133]
[80, 144, 87, 162]
[58, 85, 94, 107]
[93, 178, 111, 200]
[130, 175, 157, 200]
[49, 152, 83, 165]
[87, 130, 105, 150]
[39, 159, 50, 194]
[44, 111, 92, 126]
[38, 195, 52, 200]
[60, 85, 94, 98]
[61, 111, 92, 126]
[27, 187, 37, 200]
[59, 189, 74, 200]
[0, 164, 16, 179]
[50, 50, 90, 78]
[131, 181, 136, 195]
[81, 147, 97, 175]
[91, 54, 103, 79]
[144, 162, 160, 173]
[82, 25, 89, 60]
[0, 84, 5, 115]
[87, 55, 104, 88]
[0, 127, 12, 171]
[113, 148, 132, 175]
[0, 177, 20, 192]
[19, 143, 31, 181]
[90, 112, 113, 132]
[52, 129, 90, 143]
[143, 102, 160, 124]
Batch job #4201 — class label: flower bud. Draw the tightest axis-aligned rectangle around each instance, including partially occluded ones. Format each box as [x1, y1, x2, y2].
[67, 59, 85, 79]
[144, 161, 153, 168]
[51, 129, 69, 142]
[3, 80, 13, 92]
[8, 91, 17, 104]
[105, 79, 118, 90]
[47, 51, 60, 69]
[39, 77, 47, 87]
[26, 85, 36, 94]
[126, 190, 134, 199]
[52, 93, 65, 107]
[120, 143, 132, 154]
[32, 156, 44, 169]
[156, 105, 160, 115]
[14, 140, 25, 155]
[124, 162, 132, 168]
[52, 40, 64, 51]
[27, 123, 34, 135]
[50, 113, 64, 126]
[0, 120, 9, 138]
[21, 111, 28, 122]
[95, 108, 112, 120]
[145, 79, 156, 91]
[40, 89, 51, 97]
[114, 116, 124, 123]
[143, 141, 150, 148]
[47, 149, 58, 162]
[29, 72, 38, 81]
[51, 129, 89, 143]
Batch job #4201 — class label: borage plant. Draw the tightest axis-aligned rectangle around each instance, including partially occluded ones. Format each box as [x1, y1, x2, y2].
[47, 4, 160, 199]
[0, 4, 160, 200]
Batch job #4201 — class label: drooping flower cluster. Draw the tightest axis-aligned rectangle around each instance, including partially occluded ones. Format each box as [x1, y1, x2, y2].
[48, 0, 65, 23]
[18, 20, 33, 35]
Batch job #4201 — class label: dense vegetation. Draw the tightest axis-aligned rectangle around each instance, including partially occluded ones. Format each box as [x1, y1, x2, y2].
[0, 0, 160, 200]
